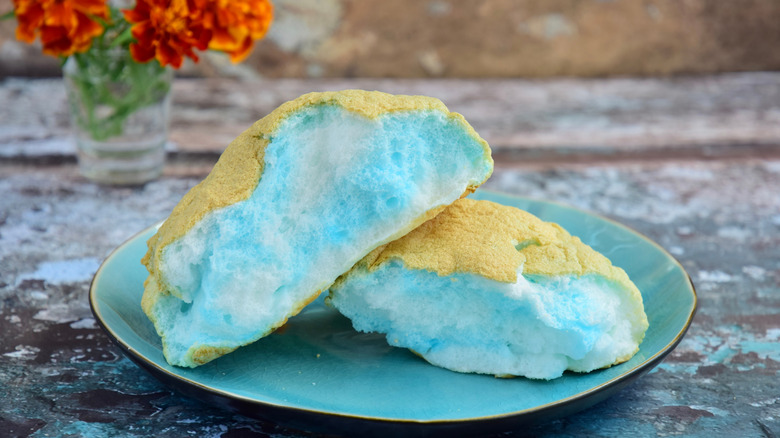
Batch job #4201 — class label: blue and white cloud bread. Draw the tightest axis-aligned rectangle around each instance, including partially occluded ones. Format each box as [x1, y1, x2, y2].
[328, 199, 648, 379]
[141, 90, 494, 367]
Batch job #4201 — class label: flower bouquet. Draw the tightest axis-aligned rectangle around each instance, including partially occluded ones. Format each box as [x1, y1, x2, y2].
[7, 0, 273, 184]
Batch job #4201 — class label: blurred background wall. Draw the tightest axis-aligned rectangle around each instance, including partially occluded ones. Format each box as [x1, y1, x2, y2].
[2, 0, 780, 78]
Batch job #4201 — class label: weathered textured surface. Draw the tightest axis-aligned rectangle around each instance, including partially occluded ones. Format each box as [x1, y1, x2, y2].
[3, 74, 780, 161]
[1, 77, 779, 437]
[3, 0, 780, 79]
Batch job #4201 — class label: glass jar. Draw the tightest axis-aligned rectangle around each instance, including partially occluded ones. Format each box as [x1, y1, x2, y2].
[63, 49, 173, 185]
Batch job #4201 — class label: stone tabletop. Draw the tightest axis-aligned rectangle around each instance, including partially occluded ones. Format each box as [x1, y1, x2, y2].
[1, 75, 779, 437]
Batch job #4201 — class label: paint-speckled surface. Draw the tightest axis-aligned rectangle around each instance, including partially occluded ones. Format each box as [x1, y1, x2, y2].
[1, 77, 779, 437]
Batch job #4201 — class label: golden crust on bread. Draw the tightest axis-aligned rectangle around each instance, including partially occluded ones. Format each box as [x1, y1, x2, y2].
[352, 198, 638, 295]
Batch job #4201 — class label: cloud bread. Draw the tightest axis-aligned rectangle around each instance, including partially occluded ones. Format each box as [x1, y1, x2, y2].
[328, 198, 648, 379]
[142, 90, 493, 367]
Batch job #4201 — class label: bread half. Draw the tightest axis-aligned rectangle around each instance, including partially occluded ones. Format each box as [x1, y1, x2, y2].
[328, 199, 648, 379]
[141, 90, 493, 367]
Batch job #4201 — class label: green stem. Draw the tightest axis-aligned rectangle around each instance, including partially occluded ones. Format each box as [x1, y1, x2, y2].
[66, 50, 171, 141]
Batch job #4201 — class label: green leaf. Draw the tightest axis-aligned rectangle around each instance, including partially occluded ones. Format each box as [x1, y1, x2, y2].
[0, 10, 15, 21]
[109, 28, 134, 48]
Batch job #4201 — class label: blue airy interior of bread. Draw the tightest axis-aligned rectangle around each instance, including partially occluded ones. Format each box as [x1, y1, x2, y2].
[330, 263, 643, 380]
[142, 92, 493, 367]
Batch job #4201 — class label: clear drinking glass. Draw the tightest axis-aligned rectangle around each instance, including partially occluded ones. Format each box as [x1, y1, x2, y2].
[63, 50, 173, 185]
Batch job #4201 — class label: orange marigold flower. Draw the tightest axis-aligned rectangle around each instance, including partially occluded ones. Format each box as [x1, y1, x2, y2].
[202, 0, 273, 63]
[12, 0, 109, 57]
[123, 0, 210, 69]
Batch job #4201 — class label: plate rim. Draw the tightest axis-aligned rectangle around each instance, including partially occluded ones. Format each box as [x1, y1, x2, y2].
[89, 190, 698, 427]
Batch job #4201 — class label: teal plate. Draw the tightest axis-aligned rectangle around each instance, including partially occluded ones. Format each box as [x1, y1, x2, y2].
[90, 190, 697, 436]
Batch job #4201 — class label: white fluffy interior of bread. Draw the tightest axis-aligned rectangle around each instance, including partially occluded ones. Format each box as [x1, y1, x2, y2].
[329, 260, 645, 379]
[149, 105, 491, 366]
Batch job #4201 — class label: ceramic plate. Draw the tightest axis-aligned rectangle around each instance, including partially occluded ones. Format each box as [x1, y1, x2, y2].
[90, 190, 696, 436]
